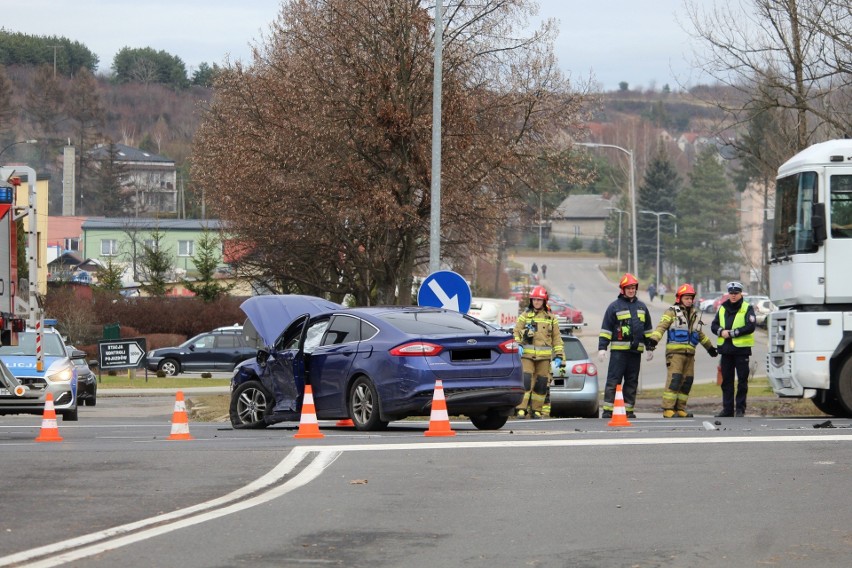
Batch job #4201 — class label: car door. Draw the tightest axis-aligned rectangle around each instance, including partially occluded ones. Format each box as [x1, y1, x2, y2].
[310, 315, 361, 415]
[262, 315, 312, 417]
[213, 333, 249, 370]
[182, 334, 217, 371]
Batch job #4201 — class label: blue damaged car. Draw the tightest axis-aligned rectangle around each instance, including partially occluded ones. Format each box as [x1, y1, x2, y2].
[0, 328, 79, 421]
[229, 295, 524, 431]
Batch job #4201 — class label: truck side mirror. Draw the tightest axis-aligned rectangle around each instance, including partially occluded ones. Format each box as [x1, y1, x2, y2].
[812, 202, 827, 244]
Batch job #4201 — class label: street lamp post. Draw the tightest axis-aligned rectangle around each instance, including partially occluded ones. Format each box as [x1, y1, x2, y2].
[576, 142, 638, 277]
[0, 139, 38, 160]
[640, 210, 676, 288]
[606, 206, 630, 274]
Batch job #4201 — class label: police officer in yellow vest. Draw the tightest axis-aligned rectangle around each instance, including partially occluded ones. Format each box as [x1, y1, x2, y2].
[710, 281, 756, 417]
[514, 286, 564, 419]
[648, 283, 718, 418]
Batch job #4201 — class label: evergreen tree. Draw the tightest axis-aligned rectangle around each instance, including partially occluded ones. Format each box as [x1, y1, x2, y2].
[0, 65, 14, 137]
[96, 257, 124, 291]
[139, 229, 173, 297]
[91, 143, 129, 215]
[183, 229, 233, 302]
[670, 146, 740, 289]
[637, 143, 680, 280]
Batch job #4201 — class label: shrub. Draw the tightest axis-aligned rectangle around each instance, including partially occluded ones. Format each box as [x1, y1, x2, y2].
[568, 237, 583, 251]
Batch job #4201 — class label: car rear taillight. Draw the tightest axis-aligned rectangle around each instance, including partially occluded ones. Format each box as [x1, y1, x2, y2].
[571, 362, 597, 376]
[389, 342, 443, 356]
[498, 339, 518, 353]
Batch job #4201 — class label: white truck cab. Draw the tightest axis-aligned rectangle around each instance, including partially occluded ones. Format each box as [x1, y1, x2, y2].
[766, 139, 852, 416]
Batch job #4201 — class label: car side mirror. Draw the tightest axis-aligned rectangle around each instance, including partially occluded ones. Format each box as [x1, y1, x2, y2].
[188, 344, 196, 352]
[256, 349, 270, 368]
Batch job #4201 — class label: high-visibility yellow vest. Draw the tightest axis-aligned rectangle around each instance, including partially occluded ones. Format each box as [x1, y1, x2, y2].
[717, 303, 754, 348]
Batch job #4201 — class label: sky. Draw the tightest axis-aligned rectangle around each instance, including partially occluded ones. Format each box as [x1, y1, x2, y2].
[6, 0, 699, 92]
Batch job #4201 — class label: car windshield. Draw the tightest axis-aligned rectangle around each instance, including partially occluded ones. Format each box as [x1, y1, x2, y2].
[377, 310, 487, 334]
[0, 332, 66, 357]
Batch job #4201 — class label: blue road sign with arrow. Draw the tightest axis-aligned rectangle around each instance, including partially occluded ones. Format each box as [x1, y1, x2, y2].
[417, 270, 472, 313]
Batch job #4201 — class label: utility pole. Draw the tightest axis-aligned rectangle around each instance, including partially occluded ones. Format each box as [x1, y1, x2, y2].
[49, 45, 62, 77]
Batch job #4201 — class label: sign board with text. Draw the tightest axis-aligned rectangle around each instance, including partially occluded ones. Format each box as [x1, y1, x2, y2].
[98, 338, 147, 370]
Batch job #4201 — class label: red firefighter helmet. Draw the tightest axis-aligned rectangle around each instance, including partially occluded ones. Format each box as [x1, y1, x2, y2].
[529, 286, 548, 300]
[619, 273, 639, 291]
[675, 283, 696, 303]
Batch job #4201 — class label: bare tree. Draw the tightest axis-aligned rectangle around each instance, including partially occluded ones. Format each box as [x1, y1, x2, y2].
[684, 0, 852, 151]
[192, 0, 594, 305]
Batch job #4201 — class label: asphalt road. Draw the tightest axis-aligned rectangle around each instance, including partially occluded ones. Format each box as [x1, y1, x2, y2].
[2, 394, 851, 568]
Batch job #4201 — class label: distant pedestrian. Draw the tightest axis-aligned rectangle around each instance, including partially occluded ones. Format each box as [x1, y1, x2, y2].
[658, 283, 667, 303]
[531, 262, 539, 275]
[541, 264, 547, 279]
[647, 282, 656, 302]
[711, 281, 756, 417]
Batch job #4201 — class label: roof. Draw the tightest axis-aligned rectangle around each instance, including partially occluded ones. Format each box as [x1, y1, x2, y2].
[81, 218, 224, 231]
[89, 143, 174, 164]
[551, 194, 613, 220]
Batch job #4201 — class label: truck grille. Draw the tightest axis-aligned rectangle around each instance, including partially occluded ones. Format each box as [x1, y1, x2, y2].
[768, 312, 788, 354]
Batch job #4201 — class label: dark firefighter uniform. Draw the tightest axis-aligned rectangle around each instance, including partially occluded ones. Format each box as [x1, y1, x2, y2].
[648, 286, 717, 418]
[598, 283, 653, 416]
[514, 301, 563, 418]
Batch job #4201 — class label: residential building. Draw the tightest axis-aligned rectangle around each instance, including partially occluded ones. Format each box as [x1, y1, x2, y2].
[81, 218, 226, 284]
[549, 194, 613, 247]
[89, 144, 178, 216]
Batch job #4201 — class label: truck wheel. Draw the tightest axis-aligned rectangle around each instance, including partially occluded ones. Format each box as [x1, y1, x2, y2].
[811, 390, 845, 416]
[833, 357, 852, 417]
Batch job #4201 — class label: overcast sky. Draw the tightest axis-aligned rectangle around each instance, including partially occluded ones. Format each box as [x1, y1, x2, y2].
[7, 0, 698, 92]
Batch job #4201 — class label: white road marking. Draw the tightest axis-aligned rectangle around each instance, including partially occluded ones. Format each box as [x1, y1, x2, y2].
[3, 434, 852, 566]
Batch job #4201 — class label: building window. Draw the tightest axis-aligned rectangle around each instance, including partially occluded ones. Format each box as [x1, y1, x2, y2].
[101, 239, 118, 256]
[64, 238, 80, 251]
[573, 225, 581, 237]
[178, 240, 195, 257]
[143, 239, 158, 251]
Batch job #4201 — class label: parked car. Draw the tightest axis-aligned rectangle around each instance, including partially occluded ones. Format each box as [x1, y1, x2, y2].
[67, 347, 97, 406]
[0, 328, 79, 421]
[229, 296, 524, 431]
[699, 292, 723, 312]
[749, 297, 776, 327]
[548, 324, 599, 418]
[550, 301, 584, 324]
[146, 327, 256, 376]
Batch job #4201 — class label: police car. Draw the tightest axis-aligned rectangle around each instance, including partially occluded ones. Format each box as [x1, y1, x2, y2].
[0, 323, 79, 421]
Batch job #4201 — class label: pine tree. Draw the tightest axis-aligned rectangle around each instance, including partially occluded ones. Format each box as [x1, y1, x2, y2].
[91, 143, 129, 215]
[183, 229, 233, 302]
[139, 229, 173, 297]
[96, 257, 124, 291]
[637, 144, 680, 281]
[671, 146, 740, 289]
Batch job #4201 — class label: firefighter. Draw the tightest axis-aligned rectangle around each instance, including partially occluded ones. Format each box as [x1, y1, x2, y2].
[647, 283, 718, 418]
[514, 285, 563, 419]
[597, 273, 654, 418]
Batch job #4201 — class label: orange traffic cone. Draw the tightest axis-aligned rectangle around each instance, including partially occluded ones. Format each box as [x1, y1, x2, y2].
[35, 392, 63, 442]
[608, 384, 632, 427]
[424, 379, 456, 437]
[167, 391, 194, 440]
[294, 385, 325, 439]
[336, 418, 355, 427]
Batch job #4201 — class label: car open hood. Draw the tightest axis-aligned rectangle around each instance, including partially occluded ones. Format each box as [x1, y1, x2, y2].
[240, 295, 342, 346]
